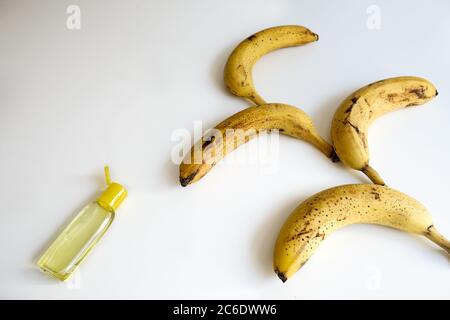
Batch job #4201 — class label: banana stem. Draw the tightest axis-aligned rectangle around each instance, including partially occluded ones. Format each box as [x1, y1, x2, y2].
[425, 225, 450, 254]
[361, 165, 386, 185]
[249, 91, 267, 106]
[312, 138, 335, 160]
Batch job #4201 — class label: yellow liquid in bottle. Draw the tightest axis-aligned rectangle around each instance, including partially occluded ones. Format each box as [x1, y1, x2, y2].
[37, 202, 115, 281]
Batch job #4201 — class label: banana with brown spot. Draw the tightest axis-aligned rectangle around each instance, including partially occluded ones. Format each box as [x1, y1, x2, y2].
[274, 184, 450, 282]
[179, 103, 334, 186]
[331, 76, 438, 185]
[224, 25, 319, 105]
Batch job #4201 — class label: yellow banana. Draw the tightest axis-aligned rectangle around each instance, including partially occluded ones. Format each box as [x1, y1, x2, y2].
[274, 184, 450, 282]
[179, 103, 334, 186]
[331, 76, 438, 185]
[224, 25, 319, 105]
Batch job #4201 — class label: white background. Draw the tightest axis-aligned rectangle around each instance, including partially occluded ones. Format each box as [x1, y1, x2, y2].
[1, 0, 449, 299]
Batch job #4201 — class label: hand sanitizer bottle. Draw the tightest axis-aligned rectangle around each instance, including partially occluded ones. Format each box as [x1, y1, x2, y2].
[37, 166, 127, 281]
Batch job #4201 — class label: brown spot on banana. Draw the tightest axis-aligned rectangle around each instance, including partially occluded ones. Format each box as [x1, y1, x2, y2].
[345, 120, 361, 134]
[370, 191, 381, 200]
[409, 86, 426, 99]
[387, 93, 398, 101]
[201, 136, 216, 149]
[286, 229, 314, 242]
[345, 97, 359, 113]
[314, 231, 325, 240]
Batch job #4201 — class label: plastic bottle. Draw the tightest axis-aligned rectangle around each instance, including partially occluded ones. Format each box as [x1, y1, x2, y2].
[37, 166, 127, 281]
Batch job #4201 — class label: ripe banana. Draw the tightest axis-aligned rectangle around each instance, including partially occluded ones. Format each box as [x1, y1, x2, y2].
[179, 103, 334, 187]
[331, 76, 438, 185]
[274, 184, 450, 282]
[224, 25, 319, 105]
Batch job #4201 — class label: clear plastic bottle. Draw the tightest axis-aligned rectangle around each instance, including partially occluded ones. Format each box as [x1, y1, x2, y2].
[37, 167, 127, 281]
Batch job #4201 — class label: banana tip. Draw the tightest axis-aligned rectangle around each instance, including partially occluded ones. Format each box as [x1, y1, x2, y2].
[274, 268, 287, 283]
[179, 179, 189, 187]
[179, 176, 192, 187]
[179, 169, 199, 187]
[330, 150, 340, 163]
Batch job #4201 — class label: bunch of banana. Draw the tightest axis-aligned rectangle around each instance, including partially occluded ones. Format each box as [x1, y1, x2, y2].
[179, 103, 334, 186]
[331, 76, 438, 185]
[180, 25, 329, 187]
[224, 25, 319, 105]
[178, 24, 447, 286]
[273, 184, 450, 282]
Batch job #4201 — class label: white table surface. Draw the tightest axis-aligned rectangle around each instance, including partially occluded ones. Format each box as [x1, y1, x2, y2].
[1, 0, 449, 299]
